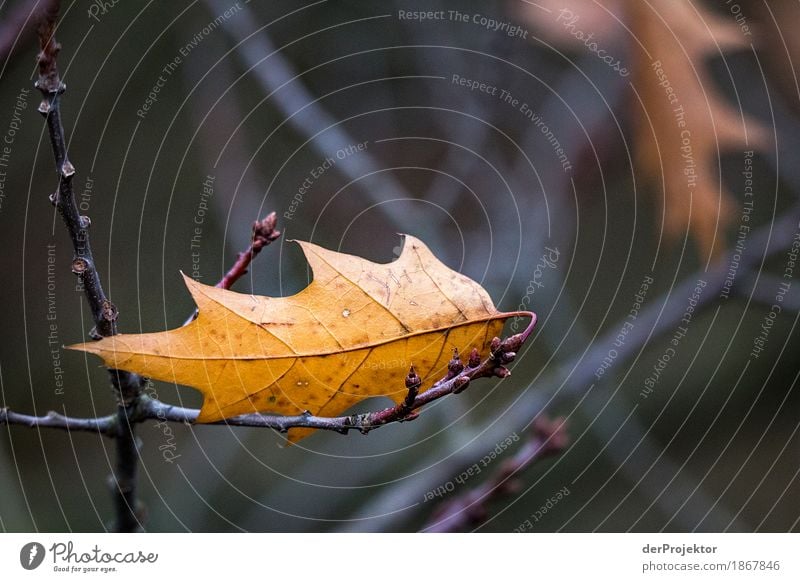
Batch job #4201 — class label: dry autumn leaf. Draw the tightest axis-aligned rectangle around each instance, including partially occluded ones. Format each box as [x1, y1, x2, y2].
[628, 0, 768, 257]
[70, 236, 531, 440]
[519, 0, 768, 257]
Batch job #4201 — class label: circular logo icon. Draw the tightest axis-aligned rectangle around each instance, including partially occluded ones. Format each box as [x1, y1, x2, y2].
[19, 542, 46, 570]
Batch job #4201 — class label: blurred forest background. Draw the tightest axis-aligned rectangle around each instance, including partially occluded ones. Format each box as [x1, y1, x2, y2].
[0, 0, 798, 532]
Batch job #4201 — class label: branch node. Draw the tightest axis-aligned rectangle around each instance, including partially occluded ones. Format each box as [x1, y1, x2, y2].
[71, 257, 88, 275]
[452, 375, 470, 394]
[401, 366, 421, 411]
[60, 159, 75, 178]
[101, 300, 118, 323]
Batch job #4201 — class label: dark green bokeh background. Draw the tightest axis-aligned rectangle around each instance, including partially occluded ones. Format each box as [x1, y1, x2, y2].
[0, 0, 798, 532]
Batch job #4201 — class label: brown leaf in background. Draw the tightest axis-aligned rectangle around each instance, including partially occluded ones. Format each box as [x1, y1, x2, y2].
[515, 0, 622, 51]
[519, 0, 769, 258]
[628, 0, 768, 257]
[746, 0, 800, 115]
[70, 236, 527, 440]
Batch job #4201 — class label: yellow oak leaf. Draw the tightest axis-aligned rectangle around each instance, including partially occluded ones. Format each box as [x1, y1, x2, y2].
[70, 236, 531, 440]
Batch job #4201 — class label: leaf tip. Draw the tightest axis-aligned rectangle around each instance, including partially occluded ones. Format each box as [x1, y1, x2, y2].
[64, 341, 90, 353]
[179, 271, 213, 307]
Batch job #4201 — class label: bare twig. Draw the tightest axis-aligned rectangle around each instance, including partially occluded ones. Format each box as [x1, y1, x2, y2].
[0, 0, 58, 65]
[0, 407, 117, 435]
[183, 213, 281, 326]
[35, 5, 145, 532]
[215, 212, 282, 290]
[2, 316, 536, 437]
[421, 416, 569, 532]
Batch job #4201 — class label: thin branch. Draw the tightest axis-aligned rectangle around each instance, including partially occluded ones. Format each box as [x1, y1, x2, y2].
[736, 270, 800, 311]
[0, 407, 117, 435]
[215, 211, 282, 289]
[37, 7, 116, 341]
[421, 416, 569, 533]
[34, 5, 145, 532]
[0, 0, 58, 65]
[1, 317, 536, 437]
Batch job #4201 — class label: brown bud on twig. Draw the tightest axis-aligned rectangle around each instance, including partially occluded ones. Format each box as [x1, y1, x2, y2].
[405, 365, 421, 389]
[532, 416, 570, 455]
[468, 347, 481, 368]
[500, 351, 516, 364]
[489, 337, 503, 360]
[447, 348, 464, 379]
[403, 366, 421, 409]
[493, 366, 511, 378]
[252, 211, 281, 249]
[501, 333, 524, 353]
